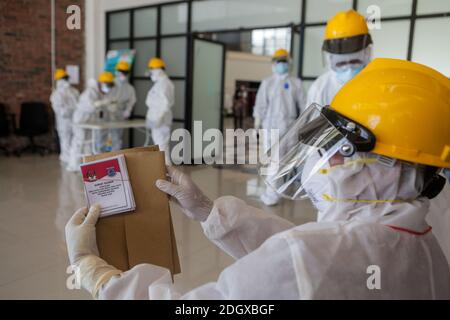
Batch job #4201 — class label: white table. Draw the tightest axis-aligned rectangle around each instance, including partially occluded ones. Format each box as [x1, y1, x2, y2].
[75, 119, 150, 154]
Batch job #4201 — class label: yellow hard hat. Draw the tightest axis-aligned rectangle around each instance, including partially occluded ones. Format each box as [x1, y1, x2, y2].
[272, 48, 289, 60]
[54, 69, 68, 81]
[148, 57, 166, 69]
[323, 10, 372, 54]
[330, 58, 450, 168]
[98, 71, 114, 84]
[116, 61, 131, 72]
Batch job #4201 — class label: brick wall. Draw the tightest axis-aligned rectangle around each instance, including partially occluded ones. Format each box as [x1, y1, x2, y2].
[0, 0, 84, 132]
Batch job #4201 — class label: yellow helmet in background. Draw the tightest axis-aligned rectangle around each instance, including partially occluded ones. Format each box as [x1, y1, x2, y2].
[323, 10, 372, 54]
[98, 71, 115, 84]
[116, 61, 131, 72]
[54, 69, 68, 81]
[330, 58, 450, 168]
[272, 48, 289, 61]
[148, 57, 166, 69]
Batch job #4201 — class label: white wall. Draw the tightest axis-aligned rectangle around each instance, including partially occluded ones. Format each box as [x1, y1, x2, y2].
[224, 51, 272, 111]
[84, 0, 171, 84]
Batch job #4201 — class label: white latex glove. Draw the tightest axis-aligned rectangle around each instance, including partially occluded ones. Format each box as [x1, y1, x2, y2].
[93, 99, 109, 108]
[123, 110, 131, 119]
[156, 167, 213, 222]
[65, 205, 122, 298]
[254, 117, 262, 129]
[65, 205, 101, 265]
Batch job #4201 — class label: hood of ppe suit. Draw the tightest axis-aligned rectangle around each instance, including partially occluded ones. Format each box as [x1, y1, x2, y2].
[302, 152, 430, 233]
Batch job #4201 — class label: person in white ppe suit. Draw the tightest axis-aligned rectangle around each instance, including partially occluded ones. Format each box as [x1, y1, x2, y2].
[65, 59, 450, 299]
[253, 48, 305, 206]
[67, 73, 115, 172]
[307, 10, 372, 107]
[50, 69, 79, 164]
[145, 57, 174, 165]
[109, 61, 136, 151]
[93, 72, 118, 153]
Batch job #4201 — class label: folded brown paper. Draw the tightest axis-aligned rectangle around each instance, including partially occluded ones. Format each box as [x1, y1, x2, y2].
[83, 146, 181, 275]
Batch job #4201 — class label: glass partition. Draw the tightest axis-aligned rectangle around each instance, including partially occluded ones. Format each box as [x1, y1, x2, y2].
[162, 3, 188, 35]
[134, 40, 157, 77]
[412, 17, 450, 76]
[192, 0, 301, 32]
[109, 11, 130, 39]
[134, 7, 157, 38]
[306, 0, 352, 23]
[161, 37, 187, 77]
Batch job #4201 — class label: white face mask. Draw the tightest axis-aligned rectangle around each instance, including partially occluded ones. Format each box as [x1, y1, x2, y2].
[56, 79, 70, 90]
[150, 69, 164, 82]
[100, 83, 111, 94]
[302, 151, 425, 222]
[115, 72, 128, 83]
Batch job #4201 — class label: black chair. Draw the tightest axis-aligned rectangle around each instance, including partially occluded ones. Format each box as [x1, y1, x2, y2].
[15, 102, 51, 156]
[0, 103, 14, 156]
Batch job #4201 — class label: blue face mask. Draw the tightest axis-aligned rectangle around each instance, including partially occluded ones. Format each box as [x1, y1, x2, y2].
[444, 168, 450, 182]
[274, 62, 289, 75]
[335, 66, 364, 84]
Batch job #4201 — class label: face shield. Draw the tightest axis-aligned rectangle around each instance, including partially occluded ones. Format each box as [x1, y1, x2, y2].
[322, 37, 373, 70]
[323, 47, 372, 83]
[258, 104, 376, 200]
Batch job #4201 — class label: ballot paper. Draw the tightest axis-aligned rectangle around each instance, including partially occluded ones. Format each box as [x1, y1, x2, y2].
[80, 154, 136, 217]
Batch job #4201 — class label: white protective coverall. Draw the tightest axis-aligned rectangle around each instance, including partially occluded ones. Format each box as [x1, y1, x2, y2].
[306, 70, 343, 106]
[50, 81, 79, 163]
[97, 161, 450, 299]
[67, 80, 102, 172]
[427, 181, 450, 266]
[145, 70, 174, 164]
[94, 87, 118, 153]
[253, 72, 305, 205]
[109, 79, 136, 151]
[307, 49, 371, 106]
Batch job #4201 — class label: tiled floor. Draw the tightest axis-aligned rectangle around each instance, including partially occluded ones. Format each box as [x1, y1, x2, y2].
[0, 154, 317, 299]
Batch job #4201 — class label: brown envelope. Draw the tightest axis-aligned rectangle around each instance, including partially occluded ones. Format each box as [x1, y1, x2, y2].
[83, 146, 181, 275]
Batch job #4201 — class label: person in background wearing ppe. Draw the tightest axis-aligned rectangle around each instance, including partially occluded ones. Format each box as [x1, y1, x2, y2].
[94, 71, 118, 153]
[145, 57, 174, 165]
[109, 61, 136, 151]
[307, 10, 372, 106]
[66, 58, 450, 299]
[253, 48, 305, 206]
[50, 69, 79, 164]
[67, 73, 114, 172]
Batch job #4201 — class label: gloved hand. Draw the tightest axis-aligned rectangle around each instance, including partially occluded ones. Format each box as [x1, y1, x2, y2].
[65, 205, 101, 265]
[156, 167, 213, 222]
[254, 117, 262, 129]
[93, 99, 109, 108]
[65, 205, 122, 298]
[123, 110, 131, 119]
